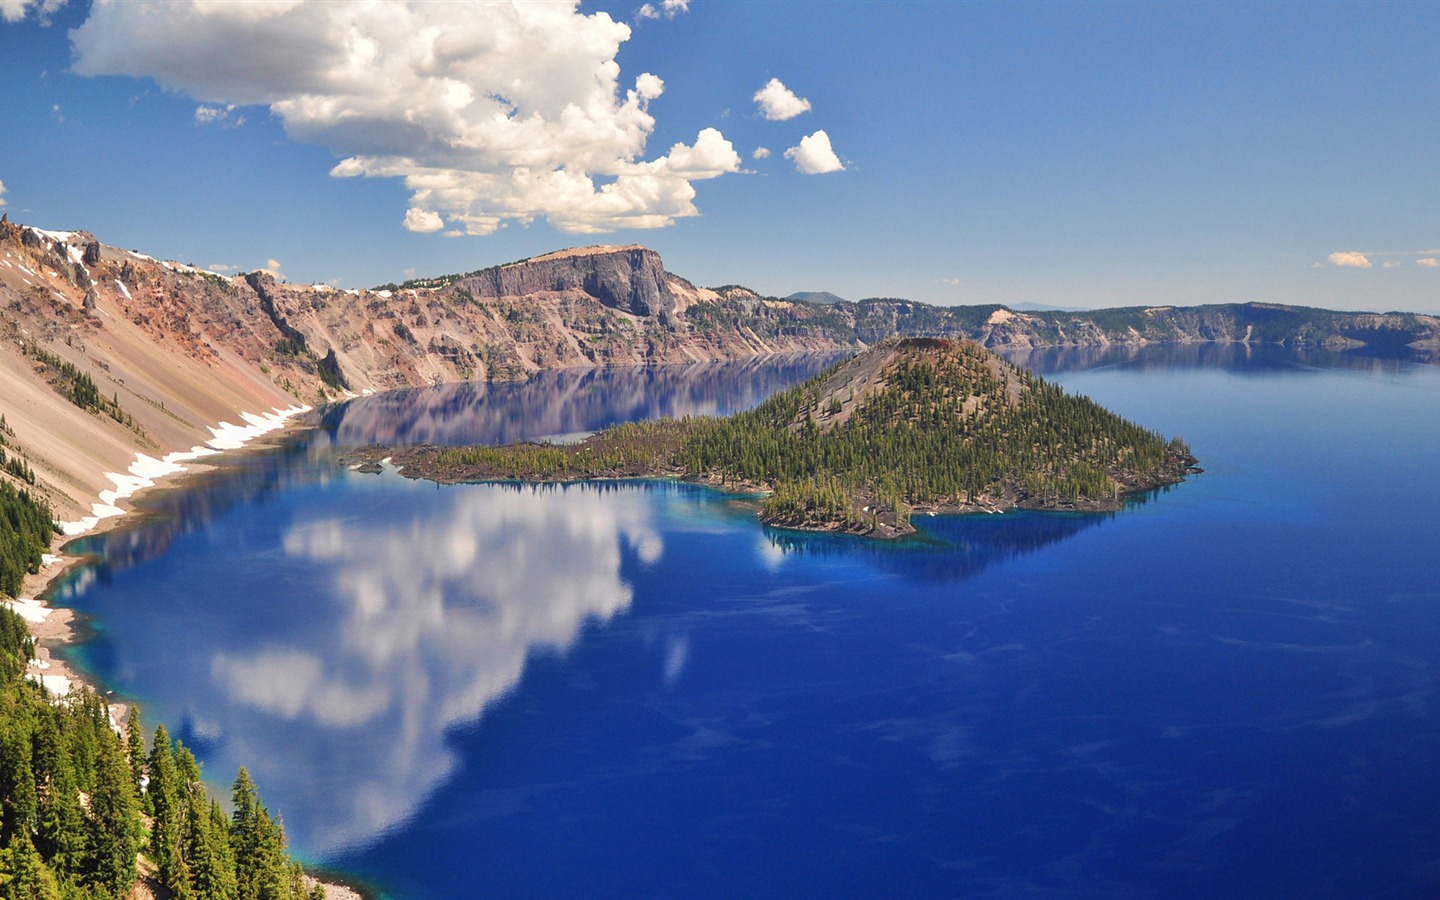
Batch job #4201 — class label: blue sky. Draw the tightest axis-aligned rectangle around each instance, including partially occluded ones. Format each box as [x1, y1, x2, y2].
[1, 1, 1436, 312]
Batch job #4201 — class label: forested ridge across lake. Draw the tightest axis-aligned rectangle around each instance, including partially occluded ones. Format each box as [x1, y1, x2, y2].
[347, 338, 1196, 536]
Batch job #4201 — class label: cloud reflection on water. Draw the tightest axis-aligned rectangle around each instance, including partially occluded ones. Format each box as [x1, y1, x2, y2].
[209, 481, 662, 852]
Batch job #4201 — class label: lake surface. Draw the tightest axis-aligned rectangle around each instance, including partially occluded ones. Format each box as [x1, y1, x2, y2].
[51, 347, 1440, 899]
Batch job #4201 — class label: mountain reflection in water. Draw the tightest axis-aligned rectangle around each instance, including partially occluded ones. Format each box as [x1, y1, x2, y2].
[313, 352, 850, 448]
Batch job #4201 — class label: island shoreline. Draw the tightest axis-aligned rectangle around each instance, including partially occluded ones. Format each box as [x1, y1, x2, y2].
[337, 441, 1196, 540]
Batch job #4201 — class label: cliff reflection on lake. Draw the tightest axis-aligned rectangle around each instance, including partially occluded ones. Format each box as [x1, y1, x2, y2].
[314, 352, 849, 448]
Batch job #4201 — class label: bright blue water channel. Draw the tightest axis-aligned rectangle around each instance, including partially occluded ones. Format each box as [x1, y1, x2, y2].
[49, 346, 1440, 898]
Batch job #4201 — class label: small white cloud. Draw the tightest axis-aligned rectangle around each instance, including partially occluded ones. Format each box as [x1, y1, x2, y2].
[206, 263, 238, 273]
[658, 127, 741, 178]
[941, 277, 962, 286]
[753, 78, 812, 121]
[195, 103, 244, 128]
[1328, 251, 1372, 268]
[635, 72, 664, 101]
[50, 103, 63, 123]
[261, 258, 285, 279]
[752, 147, 771, 160]
[0, 179, 7, 208]
[402, 268, 417, 279]
[1418, 258, 1439, 268]
[0, 0, 66, 24]
[1383, 260, 1401, 268]
[403, 208, 445, 234]
[785, 130, 845, 175]
[638, 0, 687, 20]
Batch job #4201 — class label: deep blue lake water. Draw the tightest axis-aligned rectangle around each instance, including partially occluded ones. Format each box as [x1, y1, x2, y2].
[50, 347, 1440, 899]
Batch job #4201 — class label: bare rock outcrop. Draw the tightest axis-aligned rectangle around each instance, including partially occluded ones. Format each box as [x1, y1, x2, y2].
[458, 245, 674, 318]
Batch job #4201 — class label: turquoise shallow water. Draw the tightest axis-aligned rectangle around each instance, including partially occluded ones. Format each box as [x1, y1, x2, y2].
[52, 348, 1440, 898]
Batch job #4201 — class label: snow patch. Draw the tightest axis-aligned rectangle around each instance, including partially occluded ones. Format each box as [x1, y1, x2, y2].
[28, 673, 72, 697]
[4, 598, 51, 624]
[115, 279, 131, 299]
[57, 404, 310, 536]
[26, 227, 74, 243]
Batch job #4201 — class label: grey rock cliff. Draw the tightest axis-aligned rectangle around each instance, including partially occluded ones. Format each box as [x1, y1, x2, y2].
[459, 246, 674, 317]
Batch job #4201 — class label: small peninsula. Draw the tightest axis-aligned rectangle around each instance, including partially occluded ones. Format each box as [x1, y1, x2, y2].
[342, 338, 1197, 537]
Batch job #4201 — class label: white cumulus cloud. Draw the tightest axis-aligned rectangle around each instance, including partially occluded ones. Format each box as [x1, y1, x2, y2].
[1382, 260, 1400, 268]
[752, 147, 771, 160]
[0, 0, 66, 24]
[403, 208, 445, 234]
[753, 77, 812, 121]
[1328, 251, 1372, 268]
[0, 179, 7, 208]
[70, 1, 738, 235]
[1419, 258, 1440, 268]
[785, 130, 845, 175]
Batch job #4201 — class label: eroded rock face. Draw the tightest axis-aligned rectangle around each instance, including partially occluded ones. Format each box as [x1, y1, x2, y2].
[459, 246, 674, 318]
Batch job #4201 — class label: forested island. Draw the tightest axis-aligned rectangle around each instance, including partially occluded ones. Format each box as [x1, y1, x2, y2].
[345, 338, 1197, 537]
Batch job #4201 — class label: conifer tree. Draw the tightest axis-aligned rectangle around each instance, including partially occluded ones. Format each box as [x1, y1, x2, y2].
[125, 708, 147, 811]
[147, 724, 186, 893]
[84, 733, 139, 898]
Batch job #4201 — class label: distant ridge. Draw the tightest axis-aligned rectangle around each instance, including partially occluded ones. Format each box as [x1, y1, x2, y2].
[787, 291, 848, 305]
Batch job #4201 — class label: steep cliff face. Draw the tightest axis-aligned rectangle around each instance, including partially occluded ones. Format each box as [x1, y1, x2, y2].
[459, 245, 675, 318]
[265, 246, 849, 391]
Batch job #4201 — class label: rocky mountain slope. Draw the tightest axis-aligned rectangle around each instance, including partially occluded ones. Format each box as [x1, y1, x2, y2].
[0, 219, 848, 528]
[1, 212, 1435, 532]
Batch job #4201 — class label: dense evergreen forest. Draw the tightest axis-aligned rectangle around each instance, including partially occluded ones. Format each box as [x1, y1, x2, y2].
[0, 480, 55, 599]
[0, 604, 326, 899]
[391, 338, 1195, 536]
